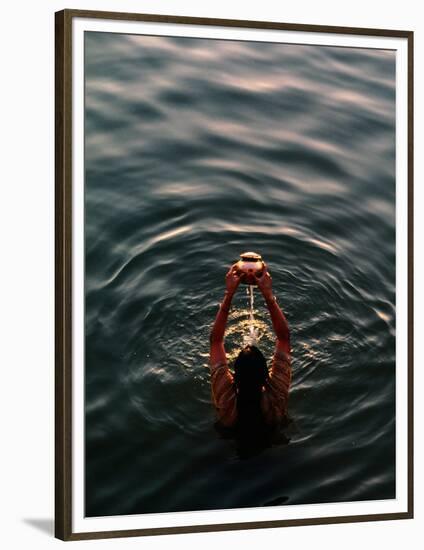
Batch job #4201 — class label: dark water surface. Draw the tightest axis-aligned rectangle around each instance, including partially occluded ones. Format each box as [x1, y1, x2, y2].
[84, 32, 396, 517]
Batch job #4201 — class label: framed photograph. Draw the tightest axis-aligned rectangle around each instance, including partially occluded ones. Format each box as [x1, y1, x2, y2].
[55, 9, 413, 541]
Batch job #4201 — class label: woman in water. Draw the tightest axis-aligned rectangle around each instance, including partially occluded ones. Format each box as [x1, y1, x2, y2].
[209, 263, 291, 448]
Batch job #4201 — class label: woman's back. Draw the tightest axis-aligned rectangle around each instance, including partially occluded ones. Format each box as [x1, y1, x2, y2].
[210, 346, 291, 430]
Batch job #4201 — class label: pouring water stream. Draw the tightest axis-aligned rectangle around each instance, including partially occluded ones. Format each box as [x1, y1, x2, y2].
[243, 285, 259, 347]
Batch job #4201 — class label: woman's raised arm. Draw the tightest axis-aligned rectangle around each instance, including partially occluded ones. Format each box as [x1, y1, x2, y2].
[254, 266, 290, 355]
[209, 265, 242, 367]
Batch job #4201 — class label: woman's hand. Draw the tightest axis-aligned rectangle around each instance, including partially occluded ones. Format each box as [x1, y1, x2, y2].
[225, 264, 242, 296]
[254, 264, 273, 300]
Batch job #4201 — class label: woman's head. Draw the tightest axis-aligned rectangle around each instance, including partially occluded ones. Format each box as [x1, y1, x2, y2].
[233, 345, 269, 394]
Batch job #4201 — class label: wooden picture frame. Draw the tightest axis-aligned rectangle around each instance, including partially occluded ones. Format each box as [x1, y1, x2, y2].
[55, 9, 413, 541]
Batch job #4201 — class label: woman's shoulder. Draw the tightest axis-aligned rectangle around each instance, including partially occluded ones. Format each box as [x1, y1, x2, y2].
[272, 347, 291, 367]
[261, 390, 289, 426]
[210, 361, 237, 427]
[269, 348, 292, 386]
[262, 360, 291, 424]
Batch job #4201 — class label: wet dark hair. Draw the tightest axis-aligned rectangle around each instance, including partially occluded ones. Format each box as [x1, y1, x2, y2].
[233, 345, 269, 393]
[214, 346, 290, 458]
[232, 345, 271, 457]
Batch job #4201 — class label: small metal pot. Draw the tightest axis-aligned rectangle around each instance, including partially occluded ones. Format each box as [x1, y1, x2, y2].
[234, 252, 264, 285]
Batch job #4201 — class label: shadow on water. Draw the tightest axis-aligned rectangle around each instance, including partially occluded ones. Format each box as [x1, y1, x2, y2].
[214, 417, 291, 460]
